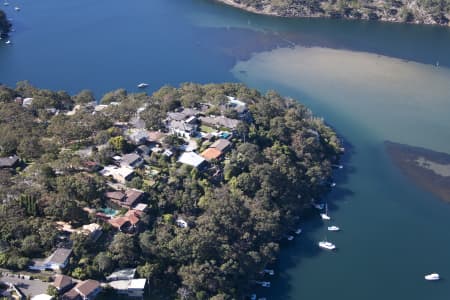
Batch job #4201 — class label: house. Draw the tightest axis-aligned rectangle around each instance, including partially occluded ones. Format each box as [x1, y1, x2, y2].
[53, 275, 74, 294]
[210, 139, 231, 153]
[22, 97, 33, 107]
[136, 144, 151, 156]
[200, 148, 222, 161]
[199, 116, 239, 130]
[108, 210, 142, 233]
[177, 152, 205, 169]
[29, 248, 72, 272]
[0, 155, 19, 169]
[82, 161, 101, 173]
[109, 278, 147, 299]
[167, 120, 197, 138]
[120, 153, 144, 169]
[63, 280, 101, 300]
[81, 223, 102, 241]
[105, 189, 144, 209]
[100, 165, 135, 183]
[147, 131, 166, 143]
[106, 268, 137, 281]
[126, 129, 148, 145]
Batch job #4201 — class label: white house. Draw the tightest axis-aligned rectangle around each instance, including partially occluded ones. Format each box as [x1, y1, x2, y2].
[120, 153, 144, 169]
[177, 152, 205, 168]
[109, 279, 147, 299]
[29, 248, 72, 272]
[100, 165, 135, 183]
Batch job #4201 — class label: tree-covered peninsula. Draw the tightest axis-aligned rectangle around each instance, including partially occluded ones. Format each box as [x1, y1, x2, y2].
[0, 82, 341, 299]
[0, 10, 11, 37]
[215, 0, 450, 25]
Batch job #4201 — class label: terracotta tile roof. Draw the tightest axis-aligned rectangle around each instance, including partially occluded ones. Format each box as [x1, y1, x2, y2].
[53, 274, 73, 290]
[124, 189, 143, 207]
[108, 217, 129, 229]
[105, 191, 125, 201]
[109, 210, 141, 229]
[62, 288, 81, 300]
[201, 148, 222, 161]
[75, 279, 100, 297]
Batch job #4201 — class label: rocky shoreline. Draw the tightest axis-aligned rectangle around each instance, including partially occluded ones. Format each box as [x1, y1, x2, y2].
[214, 0, 450, 26]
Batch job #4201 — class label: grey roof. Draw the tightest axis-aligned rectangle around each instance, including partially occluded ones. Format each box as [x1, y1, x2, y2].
[167, 112, 186, 121]
[199, 116, 239, 129]
[210, 139, 231, 152]
[178, 152, 205, 168]
[182, 108, 201, 117]
[106, 268, 137, 281]
[169, 120, 196, 132]
[48, 248, 72, 265]
[121, 153, 142, 166]
[0, 155, 19, 168]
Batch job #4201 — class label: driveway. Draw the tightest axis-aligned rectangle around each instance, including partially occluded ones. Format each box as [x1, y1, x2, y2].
[0, 274, 50, 297]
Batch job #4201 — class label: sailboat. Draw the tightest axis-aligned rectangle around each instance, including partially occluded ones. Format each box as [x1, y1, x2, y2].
[320, 203, 331, 220]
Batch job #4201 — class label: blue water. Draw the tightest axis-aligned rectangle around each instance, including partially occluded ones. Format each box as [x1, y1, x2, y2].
[2, 0, 450, 299]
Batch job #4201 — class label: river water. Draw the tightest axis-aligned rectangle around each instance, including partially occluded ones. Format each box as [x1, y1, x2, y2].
[1, 0, 450, 299]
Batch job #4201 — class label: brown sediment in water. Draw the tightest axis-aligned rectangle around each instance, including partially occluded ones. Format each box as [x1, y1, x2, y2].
[385, 141, 450, 202]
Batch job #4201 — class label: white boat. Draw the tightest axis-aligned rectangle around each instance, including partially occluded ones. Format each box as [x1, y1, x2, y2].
[424, 273, 440, 281]
[3, 2, 9, 6]
[137, 83, 149, 88]
[5, 40, 11, 45]
[318, 240, 336, 250]
[286, 235, 294, 241]
[263, 269, 274, 275]
[330, 182, 336, 187]
[321, 203, 331, 220]
[295, 228, 302, 235]
[320, 213, 331, 220]
[332, 164, 343, 169]
[328, 225, 340, 231]
[14, 6, 20, 11]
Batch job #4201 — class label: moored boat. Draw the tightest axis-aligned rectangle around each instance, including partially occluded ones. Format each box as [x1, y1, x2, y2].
[137, 83, 149, 88]
[328, 225, 340, 231]
[424, 273, 440, 281]
[318, 240, 336, 250]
